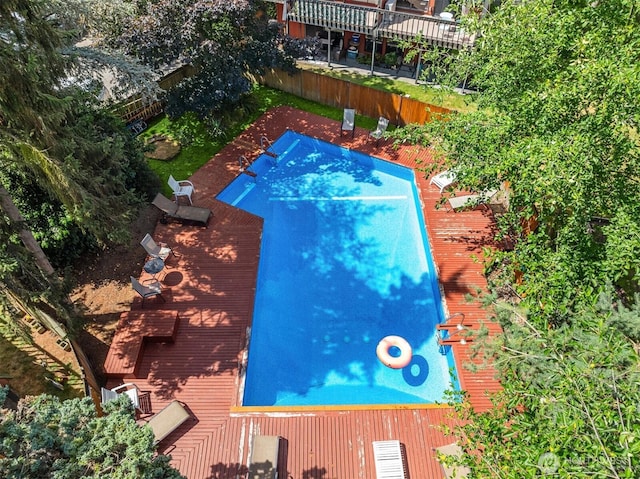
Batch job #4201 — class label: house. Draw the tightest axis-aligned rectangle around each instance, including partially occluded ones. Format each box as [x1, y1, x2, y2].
[272, 0, 490, 76]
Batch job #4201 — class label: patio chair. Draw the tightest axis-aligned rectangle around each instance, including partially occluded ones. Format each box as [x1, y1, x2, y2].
[146, 400, 191, 444]
[152, 193, 212, 227]
[248, 435, 281, 479]
[434, 443, 470, 478]
[446, 189, 498, 212]
[168, 174, 194, 205]
[429, 170, 457, 193]
[130, 276, 165, 308]
[369, 117, 389, 146]
[341, 108, 355, 138]
[372, 440, 407, 479]
[101, 383, 152, 414]
[140, 233, 175, 261]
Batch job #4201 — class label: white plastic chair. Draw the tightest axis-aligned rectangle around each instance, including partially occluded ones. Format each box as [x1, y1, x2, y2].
[369, 117, 389, 146]
[341, 108, 355, 138]
[140, 233, 174, 261]
[429, 170, 457, 193]
[101, 383, 152, 414]
[168, 175, 194, 205]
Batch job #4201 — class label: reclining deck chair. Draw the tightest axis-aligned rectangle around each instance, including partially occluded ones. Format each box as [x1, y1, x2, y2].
[341, 108, 356, 138]
[446, 189, 499, 212]
[248, 435, 281, 479]
[146, 400, 191, 444]
[434, 443, 470, 478]
[152, 193, 211, 227]
[369, 117, 389, 146]
[372, 440, 407, 479]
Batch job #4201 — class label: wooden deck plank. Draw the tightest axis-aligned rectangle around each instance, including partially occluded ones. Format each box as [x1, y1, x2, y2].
[104, 106, 501, 478]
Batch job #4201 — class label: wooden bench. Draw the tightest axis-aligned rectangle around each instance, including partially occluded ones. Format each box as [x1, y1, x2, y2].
[104, 311, 180, 378]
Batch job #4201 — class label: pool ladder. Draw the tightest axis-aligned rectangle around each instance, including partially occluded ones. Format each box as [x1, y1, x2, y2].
[436, 313, 468, 354]
[260, 135, 279, 165]
[238, 155, 257, 181]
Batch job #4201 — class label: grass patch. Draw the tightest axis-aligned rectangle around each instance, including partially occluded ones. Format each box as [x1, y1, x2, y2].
[0, 333, 81, 400]
[140, 84, 383, 190]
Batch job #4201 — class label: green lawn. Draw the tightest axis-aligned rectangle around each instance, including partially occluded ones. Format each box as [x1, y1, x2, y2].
[141, 84, 381, 189]
[141, 74, 462, 184]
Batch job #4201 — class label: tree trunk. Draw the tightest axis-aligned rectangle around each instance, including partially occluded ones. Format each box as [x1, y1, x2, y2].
[0, 184, 55, 275]
[0, 184, 101, 394]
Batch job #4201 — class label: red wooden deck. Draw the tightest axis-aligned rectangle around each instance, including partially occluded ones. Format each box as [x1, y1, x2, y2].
[105, 106, 501, 479]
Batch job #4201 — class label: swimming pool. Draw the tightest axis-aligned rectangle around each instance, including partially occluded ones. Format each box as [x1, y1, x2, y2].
[217, 131, 458, 406]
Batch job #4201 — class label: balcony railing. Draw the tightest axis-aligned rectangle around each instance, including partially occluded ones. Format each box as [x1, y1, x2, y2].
[284, 0, 476, 49]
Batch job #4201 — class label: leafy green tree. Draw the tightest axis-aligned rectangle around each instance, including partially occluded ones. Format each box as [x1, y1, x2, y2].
[449, 294, 640, 478]
[0, 391, 184, 478]
[397, 0, 640, 321]
[0, 0, 159, 392]
[102, 0, 296, 120]
[394, 2, 640, 476]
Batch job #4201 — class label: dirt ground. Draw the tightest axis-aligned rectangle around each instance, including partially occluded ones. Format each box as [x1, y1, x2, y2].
[70, 205, 162, 384]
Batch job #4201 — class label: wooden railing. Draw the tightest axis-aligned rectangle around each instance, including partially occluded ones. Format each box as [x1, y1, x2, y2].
[114, 65, 196, 124]
[286, 0, 476, 49]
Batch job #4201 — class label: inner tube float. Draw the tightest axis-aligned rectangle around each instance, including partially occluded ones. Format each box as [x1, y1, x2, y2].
[376, 335, 412, 369]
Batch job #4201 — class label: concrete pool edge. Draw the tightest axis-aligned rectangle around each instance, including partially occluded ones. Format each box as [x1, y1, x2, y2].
[229, 402, 456, 414]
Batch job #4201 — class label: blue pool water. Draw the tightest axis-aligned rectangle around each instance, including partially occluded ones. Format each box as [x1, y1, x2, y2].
[217, 131, 458, 406]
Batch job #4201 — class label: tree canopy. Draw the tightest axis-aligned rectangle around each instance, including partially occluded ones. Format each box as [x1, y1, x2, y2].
[395, 1, 640, 476]
[99, 0, 296, 120]
[401, 0, 640, 319]
[0, 391, 184, 478]
[0, 0, 160, 253]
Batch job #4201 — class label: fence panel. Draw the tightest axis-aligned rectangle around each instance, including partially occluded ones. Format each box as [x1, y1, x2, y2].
[260, 68, 450, 126]
[118, 66, 452, 127]
[301, 71, 349, 108]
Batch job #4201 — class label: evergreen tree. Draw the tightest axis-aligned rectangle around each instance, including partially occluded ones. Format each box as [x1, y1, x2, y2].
[0, 391, 185, 478]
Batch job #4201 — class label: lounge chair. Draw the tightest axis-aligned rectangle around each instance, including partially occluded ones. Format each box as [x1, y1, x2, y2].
[152, 193, 211, 227]
[369, 117, 389, 146]
[248, 435, 281, 479]
[130, 276, 165, 308]
[140, 233, 175, 261]
[341, 108, 355, 138]
[372, 440, 407, 479]
[146, 400, 191, 444]
[429, 170, 457, 193]
[101, 383, 152, 414]
[168, 174, 194, 205]
[434, 443, 470, 478]
[446, 189, 498, 212]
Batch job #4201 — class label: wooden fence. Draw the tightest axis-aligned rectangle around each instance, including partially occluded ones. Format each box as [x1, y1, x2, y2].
[258, 68, 450, 126]
[117, 64, 449, 126]
[115, 65, 196, 124]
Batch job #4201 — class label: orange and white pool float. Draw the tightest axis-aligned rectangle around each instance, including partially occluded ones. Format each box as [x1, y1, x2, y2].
[376, 335, 413, 369]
